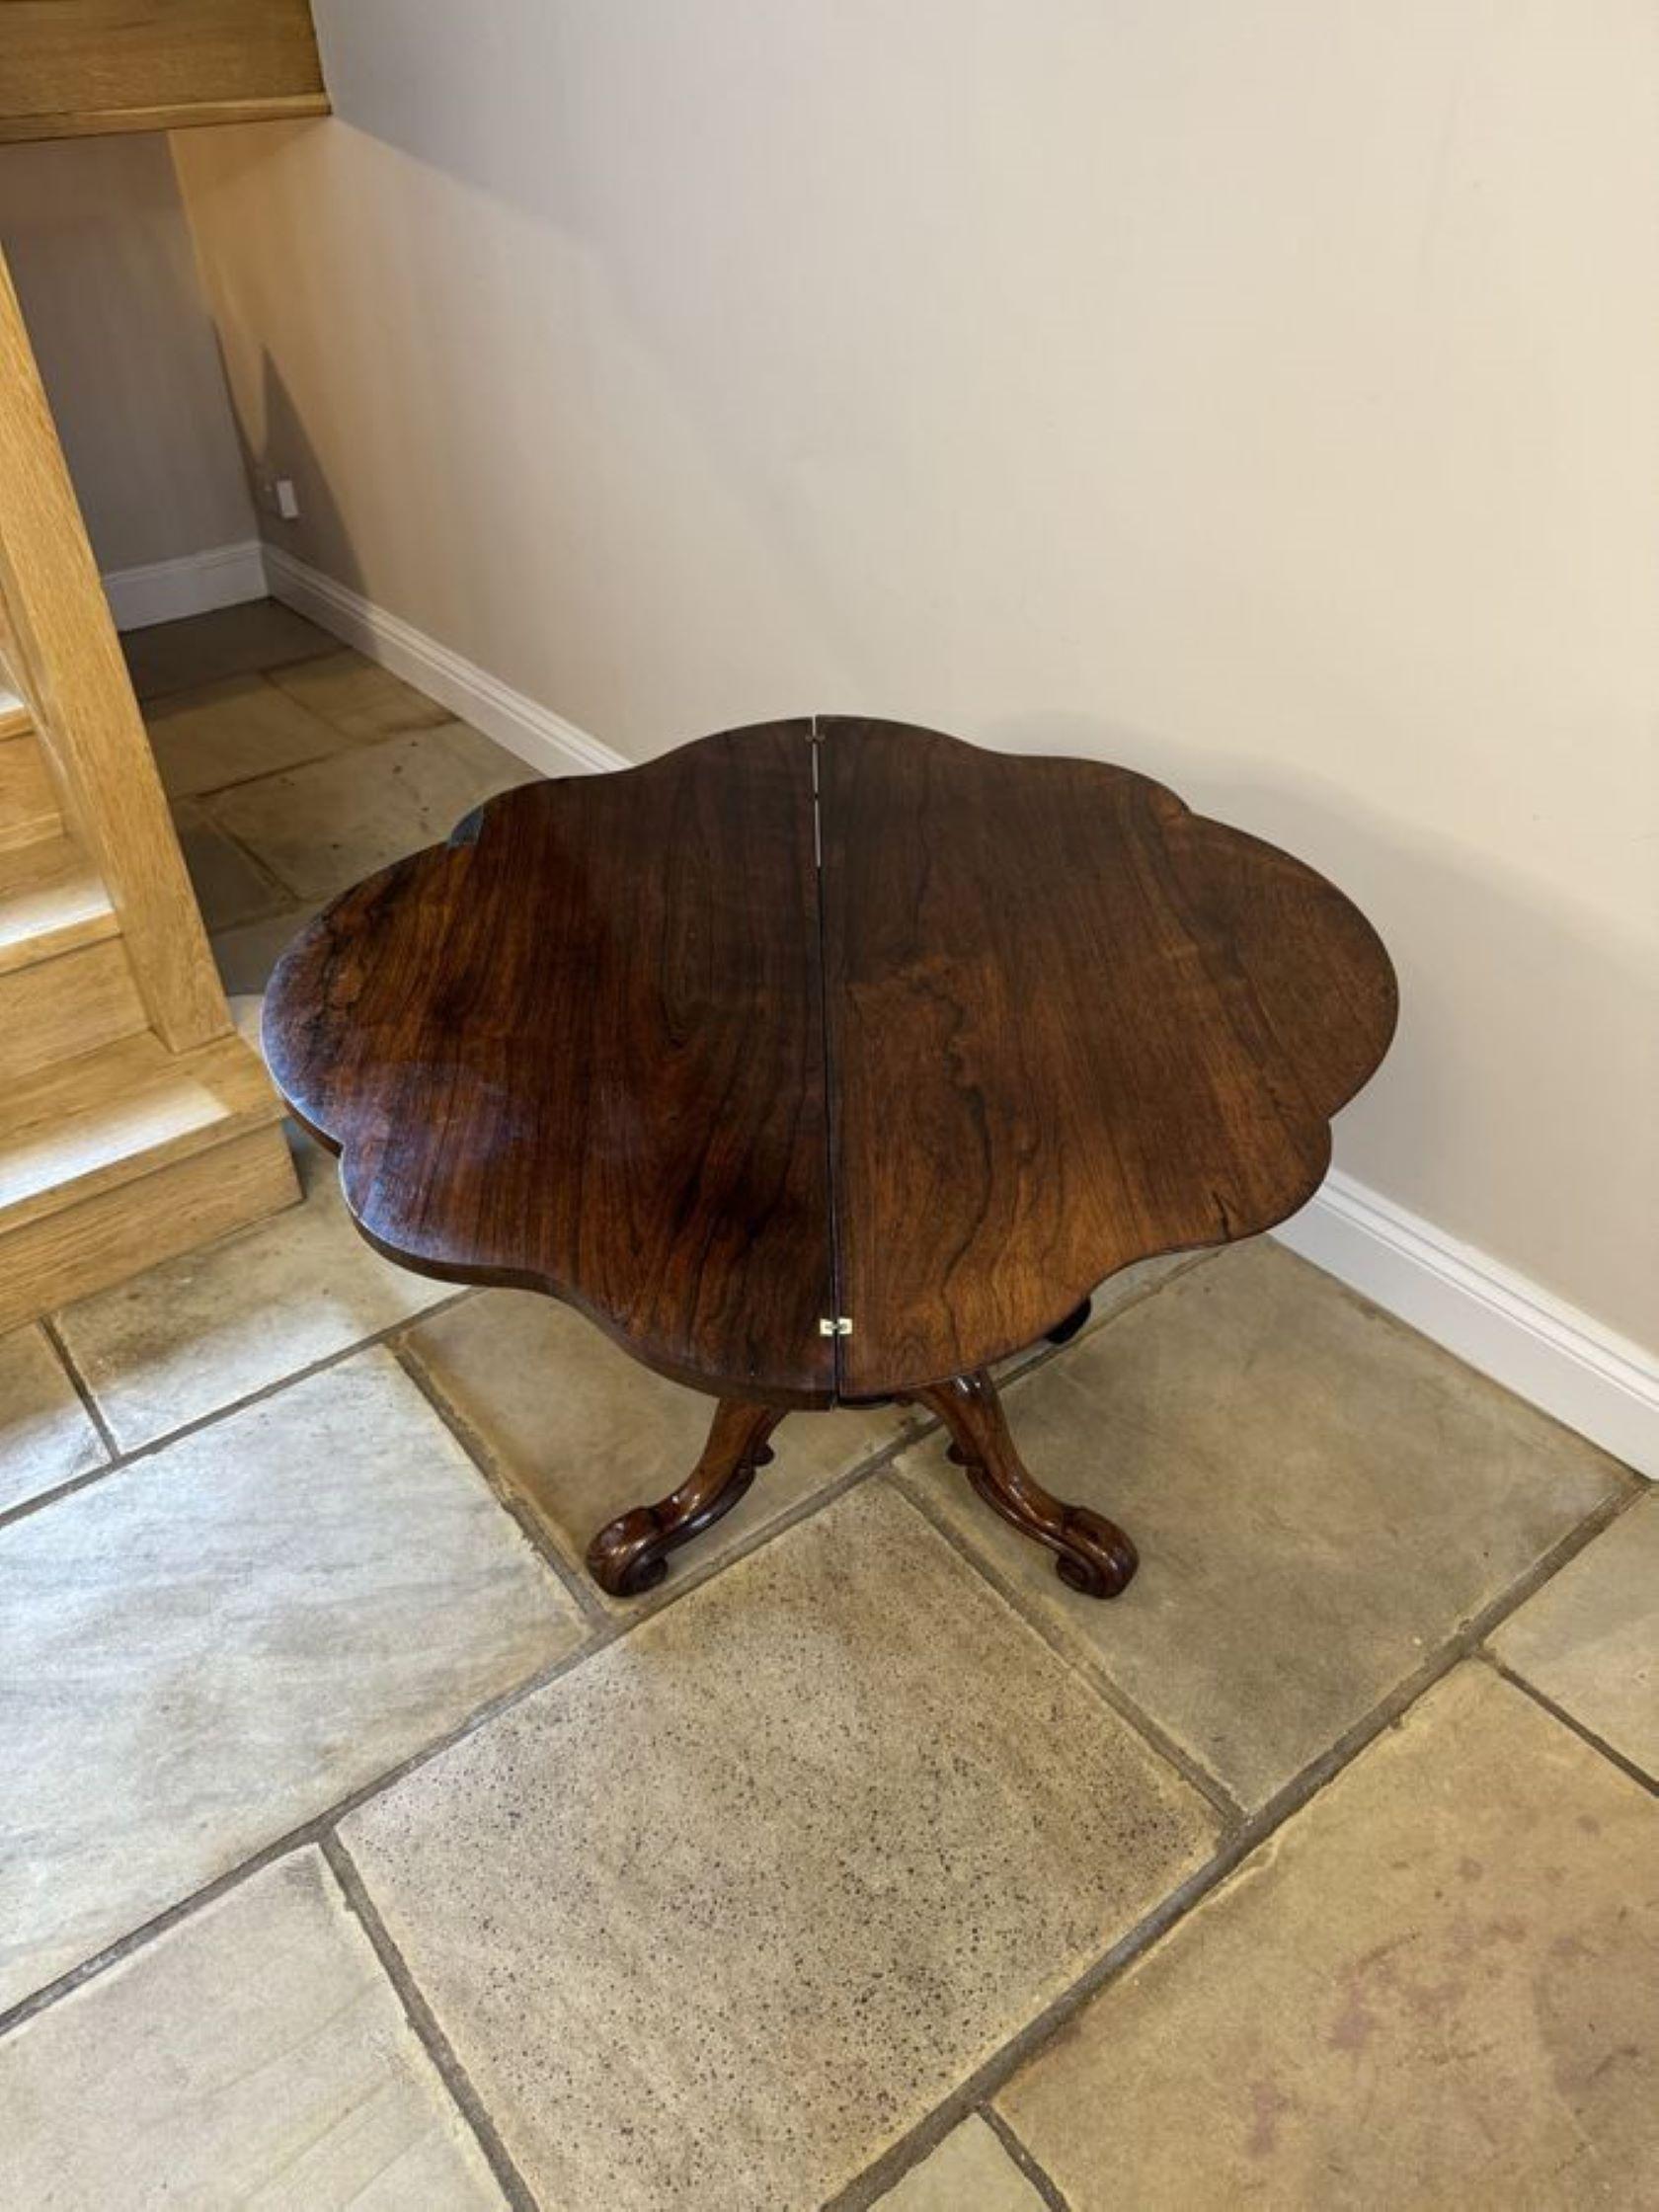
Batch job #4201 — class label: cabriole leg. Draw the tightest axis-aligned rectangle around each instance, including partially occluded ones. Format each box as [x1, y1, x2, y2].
[586, 1397, 785, 1598]
[916, 1368, 1137, 1599]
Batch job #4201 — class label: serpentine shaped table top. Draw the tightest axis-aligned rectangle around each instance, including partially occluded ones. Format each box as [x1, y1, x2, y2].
[265, 716, 1395, 1600]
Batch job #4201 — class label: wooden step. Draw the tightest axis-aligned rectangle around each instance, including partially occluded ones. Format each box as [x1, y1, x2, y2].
[0, 830, 118, 974]
[0, 0, 330, 145]
[0, 1028, 286, 1228]
[0, 1029, 299, 1329]
[0, 723, 61, 850]
[0, 934, 149, 1084]
[0, 1124, 299, 1334]
[0, 684, 30, 741]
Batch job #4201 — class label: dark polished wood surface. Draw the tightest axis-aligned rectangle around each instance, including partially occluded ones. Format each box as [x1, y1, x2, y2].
[916, 1369, 1138, 1598]
[267, 716, 1394, 1407]
[265, 723, 837, 1404]
[815, 718, 1395, 1396]
[586, 1399, 784, 1598]
[266, 715, 1394, 1599]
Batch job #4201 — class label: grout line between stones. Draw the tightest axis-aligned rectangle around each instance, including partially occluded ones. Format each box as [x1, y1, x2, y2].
[824, 1476, 1644, 2208]
[1480, 1653, 1658, 1799]
[0, 1613, 615, 2047]
[171, 780, 303, 924]
[124, 622, 337, 709]
[37, 1311, 118, 1462]
[392, 1338, 612, 1633]
[822, 1826, 1254, 2212]
[978, 2104, 1073, 2211]
[0, 1289, 478, 1536]
[625, 1413, 935, 1623]
[321, 1833, 542, 2212]
[168, 748, 338, 804]
[189, 788, 331, 908]
[886, 1467, 1246, 1828]
[159, 682, 390, 804]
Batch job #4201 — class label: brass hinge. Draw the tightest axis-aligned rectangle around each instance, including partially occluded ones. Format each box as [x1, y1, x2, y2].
[818, 1316, 854, 1337]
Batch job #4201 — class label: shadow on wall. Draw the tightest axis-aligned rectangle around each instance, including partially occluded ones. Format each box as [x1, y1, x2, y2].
[214, 331, 366, 608]
[176, 21, 940, 711]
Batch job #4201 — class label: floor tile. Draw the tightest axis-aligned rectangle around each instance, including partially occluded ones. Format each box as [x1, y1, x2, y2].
[406, 1289, 912, 1608]
[145, 672, 360, 797]
[874, 2117, 1048, 2210]
[0, 1349, 582, 2011]
[204, 723, 530, 902]
[0, 1850, 505, 2208]
[997, 1663, 1659, 2208]
[0, 1324, 104, 1518]
[893, 1240, 1626, 1808]
[54, 1130, 453, 1451]
[992, 1250, 1202, 1382]
[171, 796, 289, 931]
[227, 987, 269, 1054]
[1491, 1493, 1659, 1780]
[269, 648, 456, 742]
[121, 599, 334, 701]
[212, 901, 321, 993]
[341, 1483, 1218, 2212]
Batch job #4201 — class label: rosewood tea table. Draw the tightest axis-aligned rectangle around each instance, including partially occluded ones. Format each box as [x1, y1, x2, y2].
[264, 718, 1394, 1601]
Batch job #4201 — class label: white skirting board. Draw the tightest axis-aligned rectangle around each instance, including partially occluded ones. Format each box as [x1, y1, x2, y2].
[103, 539, 269, 632]
[264, 543, 1658, 1478]
[1273, 1172, 1657, 1476]
[264, 546, 626, 778]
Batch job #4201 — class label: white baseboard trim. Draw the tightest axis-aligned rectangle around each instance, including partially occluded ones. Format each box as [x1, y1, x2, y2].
[264, 545, 627, 779]
[1274, 1171, 1657, 1476]
[263, 542, 1657, 1476]
[104, 539, 269, 633]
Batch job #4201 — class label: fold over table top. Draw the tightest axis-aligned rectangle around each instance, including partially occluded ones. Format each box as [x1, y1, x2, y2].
[264, 717, 1395, 1406]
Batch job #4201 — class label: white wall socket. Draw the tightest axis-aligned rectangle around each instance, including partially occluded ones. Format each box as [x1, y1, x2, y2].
[260, 474, 301, 520]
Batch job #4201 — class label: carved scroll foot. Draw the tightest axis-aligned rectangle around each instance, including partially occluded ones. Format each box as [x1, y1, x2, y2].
[586, 1398, 784, 1598]
[916, 1369, 1138, 1599]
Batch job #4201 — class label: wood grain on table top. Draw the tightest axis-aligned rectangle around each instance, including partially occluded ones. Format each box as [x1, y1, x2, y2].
[265, 718, 1395, 1405]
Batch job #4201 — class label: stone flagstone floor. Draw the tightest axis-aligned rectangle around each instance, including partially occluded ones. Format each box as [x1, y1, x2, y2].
[0, 603, 1654, 2208]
